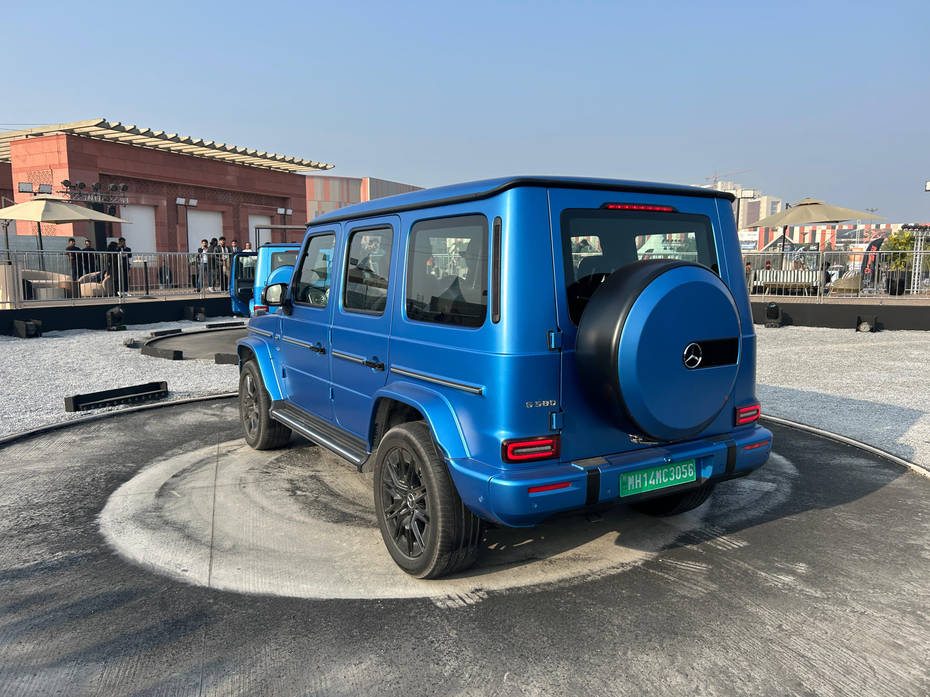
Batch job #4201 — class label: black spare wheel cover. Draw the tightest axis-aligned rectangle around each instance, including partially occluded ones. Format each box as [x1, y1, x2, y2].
[576, 259, 741, 442]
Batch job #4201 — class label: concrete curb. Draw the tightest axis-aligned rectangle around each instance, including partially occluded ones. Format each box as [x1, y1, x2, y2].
[142, 325, 247, 362]
[761, 414, 930, 479]
[0, 393, 237, 447]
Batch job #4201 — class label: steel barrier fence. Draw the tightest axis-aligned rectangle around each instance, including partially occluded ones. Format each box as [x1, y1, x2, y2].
[0, 250, 231, 309]
[2, 247, 928, 310]
[743, 249, 930, 300]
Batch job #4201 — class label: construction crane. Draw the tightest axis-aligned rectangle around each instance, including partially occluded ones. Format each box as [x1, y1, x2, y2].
[705, 169, 750, 189]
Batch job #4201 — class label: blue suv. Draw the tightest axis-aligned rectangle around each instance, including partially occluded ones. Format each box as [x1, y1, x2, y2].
[237, 177, 772, 578]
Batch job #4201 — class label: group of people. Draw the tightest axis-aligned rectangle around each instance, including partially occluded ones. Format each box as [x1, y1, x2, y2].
[64, 236, 133, 295]
[195, 236, 250, 291]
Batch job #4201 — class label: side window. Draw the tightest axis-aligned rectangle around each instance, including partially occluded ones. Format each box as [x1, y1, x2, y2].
[270, 250, 299, 271]
[292, 234, 334, 308]
[344, 227, 393, 314]
[406, 215, 488, 328]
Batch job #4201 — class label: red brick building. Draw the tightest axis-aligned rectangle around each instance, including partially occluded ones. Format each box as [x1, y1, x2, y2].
[0, 119, 418, 252]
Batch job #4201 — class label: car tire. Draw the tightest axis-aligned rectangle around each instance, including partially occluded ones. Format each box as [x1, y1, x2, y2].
[373, 421, 483, 579]
[239, 360, 291, 450]
[631, 481, 716, 516]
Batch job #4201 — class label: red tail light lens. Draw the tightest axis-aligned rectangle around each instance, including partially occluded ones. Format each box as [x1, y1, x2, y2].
[502, 435, 561, 463]
[602, 203, 677, 212]
[735, 403, 761, 425]
[254, 305, 269, 313]
[528, 481, 571, 494]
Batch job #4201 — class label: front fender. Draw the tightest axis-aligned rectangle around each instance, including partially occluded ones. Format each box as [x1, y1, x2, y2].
[237, 335, 284, 402]
[373, 380, 470, 459]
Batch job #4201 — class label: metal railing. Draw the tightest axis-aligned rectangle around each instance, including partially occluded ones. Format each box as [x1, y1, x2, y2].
[0, 250, 232, 309]
[743, 249, 930, 301]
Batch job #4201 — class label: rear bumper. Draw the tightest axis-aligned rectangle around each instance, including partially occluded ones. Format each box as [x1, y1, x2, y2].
[446, 425, 772, 526]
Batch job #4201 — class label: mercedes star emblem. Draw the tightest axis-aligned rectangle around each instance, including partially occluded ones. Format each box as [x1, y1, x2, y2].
[683, 342, 703, 369]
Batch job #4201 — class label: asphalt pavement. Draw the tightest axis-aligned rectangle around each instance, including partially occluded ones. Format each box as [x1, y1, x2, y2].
[0, 399, 928, 696]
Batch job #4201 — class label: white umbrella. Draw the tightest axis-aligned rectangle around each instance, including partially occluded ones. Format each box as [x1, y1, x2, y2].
[0, 195, 129, 253]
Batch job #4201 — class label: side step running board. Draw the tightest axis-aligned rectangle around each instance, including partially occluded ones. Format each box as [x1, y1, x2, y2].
[270, 401, 369, 467]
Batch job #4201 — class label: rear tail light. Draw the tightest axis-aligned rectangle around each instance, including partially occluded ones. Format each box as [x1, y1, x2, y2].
[254, 305, 269, 314]
[601, 203, 678, 212]
[502, 435, 561, 463]
[735, 403, 761, 426]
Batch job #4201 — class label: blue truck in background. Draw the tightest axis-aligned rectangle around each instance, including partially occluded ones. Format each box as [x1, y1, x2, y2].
[229, 243, 300, 316]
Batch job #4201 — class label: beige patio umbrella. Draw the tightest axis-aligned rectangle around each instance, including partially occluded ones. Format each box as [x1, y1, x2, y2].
[0, 195, 129, 254]
[748, 197, 885, 253]
[749, 197, 884, 229]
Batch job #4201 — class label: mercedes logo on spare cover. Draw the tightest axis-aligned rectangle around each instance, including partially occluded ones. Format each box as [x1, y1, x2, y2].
[682, 342, 703, 369]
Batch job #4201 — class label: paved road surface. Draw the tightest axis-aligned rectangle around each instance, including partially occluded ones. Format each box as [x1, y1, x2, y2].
[0, 399, 927, 696]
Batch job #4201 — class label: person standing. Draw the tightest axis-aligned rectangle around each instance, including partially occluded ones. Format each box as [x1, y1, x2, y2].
[207, 237, 219, 290]
[196, 239, 209, 291]
[81, 239, 97, 276]
[217, 236, 232, 291]
[116, 237, 132, 296]
[65, 238, 81, 280]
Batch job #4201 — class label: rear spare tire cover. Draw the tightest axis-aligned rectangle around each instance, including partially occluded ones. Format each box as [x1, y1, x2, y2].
[576, 259, 741, 442]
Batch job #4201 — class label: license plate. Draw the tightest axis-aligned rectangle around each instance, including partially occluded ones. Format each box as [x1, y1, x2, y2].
[620, 460, 696, 497]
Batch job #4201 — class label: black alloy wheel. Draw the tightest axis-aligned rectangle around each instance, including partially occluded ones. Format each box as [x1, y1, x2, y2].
[373, 421, 483, 578]
[380, 446, 430, 559]
[238, 360, 291, 450]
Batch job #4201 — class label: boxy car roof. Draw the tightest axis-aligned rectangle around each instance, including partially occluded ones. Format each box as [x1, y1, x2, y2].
[308, 176, 736, 226]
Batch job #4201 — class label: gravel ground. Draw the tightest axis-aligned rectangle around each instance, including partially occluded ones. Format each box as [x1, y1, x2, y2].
[756, 325, 930, 469]
[2, 319, 927, 469]
[0, 318, 239, 438]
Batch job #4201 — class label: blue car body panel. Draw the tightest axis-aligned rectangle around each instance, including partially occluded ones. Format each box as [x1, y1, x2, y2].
[239, 176, 772, 527]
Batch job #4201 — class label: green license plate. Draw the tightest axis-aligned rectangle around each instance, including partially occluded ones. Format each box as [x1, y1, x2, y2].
[620, 460, 697, 497]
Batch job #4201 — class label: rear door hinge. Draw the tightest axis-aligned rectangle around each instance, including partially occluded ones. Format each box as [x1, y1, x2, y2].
[547, 330, 563, 351]
[549, 410, 564, 431]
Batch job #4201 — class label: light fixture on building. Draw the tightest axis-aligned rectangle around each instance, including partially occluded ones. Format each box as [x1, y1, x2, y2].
[925, 180, 930, 192]
[276, 207, 286, 215]
[76, 182, 86, 189]
[61, 179, 72, 188]
[17, 182, 33, 193]
[37, 184, 52, 194]
[175, 197, 187, 205]
[188, 199, 198, 207]
[109, 183, 119, 192]
[285, 208, 293, 215]
[121, 184, 129, 192]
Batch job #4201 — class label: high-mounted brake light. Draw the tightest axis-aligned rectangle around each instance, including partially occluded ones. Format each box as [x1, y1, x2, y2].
[502, 435, 561, 463]
[602, 203, 678, 212]
[735, 403, 761, 426]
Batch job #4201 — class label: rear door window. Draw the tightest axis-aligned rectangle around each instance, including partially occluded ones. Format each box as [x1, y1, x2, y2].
[270, 250, 299, 271]
[344, 227, 393, 314]
[562, 209, 717, 324]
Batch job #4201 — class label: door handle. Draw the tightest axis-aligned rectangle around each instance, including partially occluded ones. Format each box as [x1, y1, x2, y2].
[309, 343, 326, 355]
[363, 357, 385, 371]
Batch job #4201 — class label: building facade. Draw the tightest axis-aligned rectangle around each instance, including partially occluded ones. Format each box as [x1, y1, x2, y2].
[0, 119, 418, 253]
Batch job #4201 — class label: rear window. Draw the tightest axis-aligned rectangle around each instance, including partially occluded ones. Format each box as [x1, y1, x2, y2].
[561, 209, 717, 324]
[270, 250, 298, 271]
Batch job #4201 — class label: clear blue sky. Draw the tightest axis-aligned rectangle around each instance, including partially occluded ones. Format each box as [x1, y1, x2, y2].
[4, 0, 928, 221]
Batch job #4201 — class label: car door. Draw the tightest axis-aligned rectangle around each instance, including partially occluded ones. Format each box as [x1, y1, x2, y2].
[229, 251, 256, 316]
[331, 217, 398, 438]
[279, 231, 337, 419]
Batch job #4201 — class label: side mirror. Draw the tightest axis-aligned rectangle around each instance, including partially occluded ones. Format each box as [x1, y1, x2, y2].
[262, 282, 288, 307]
